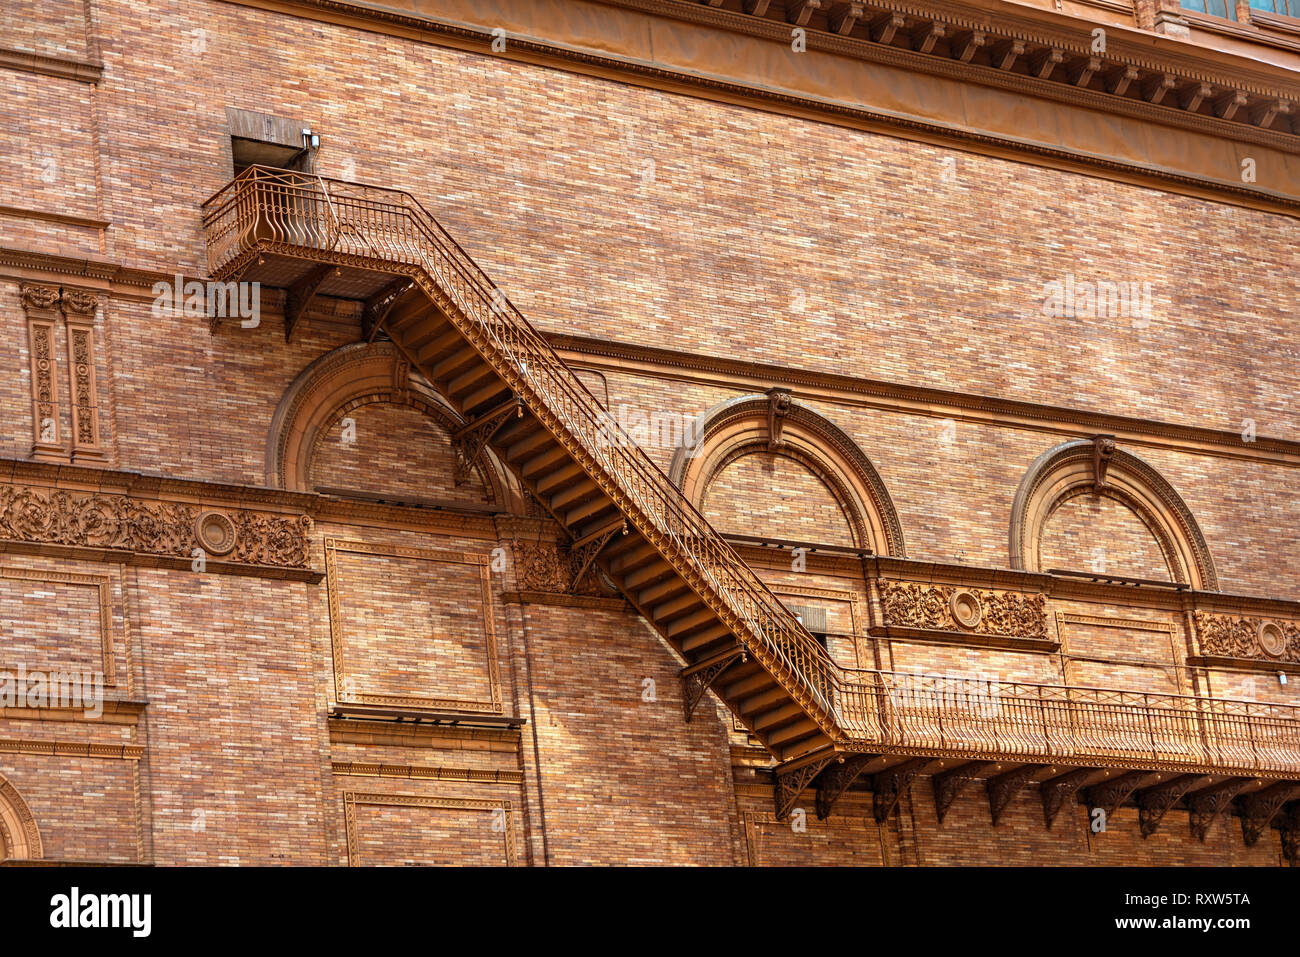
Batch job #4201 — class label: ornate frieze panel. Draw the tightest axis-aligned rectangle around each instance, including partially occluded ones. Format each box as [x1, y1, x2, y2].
[877, 580, 1048, 641]
[1194, 612, 1300, 665]
[0, 483, 311, 569]
[508, 538, 607, 597]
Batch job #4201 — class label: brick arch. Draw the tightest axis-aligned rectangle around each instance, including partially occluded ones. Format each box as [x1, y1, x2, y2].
[669, 394, 906, 556]
[266, 341, 525, 511]
[1010, 439, 1218, 590]
[0, 774, 42, 861]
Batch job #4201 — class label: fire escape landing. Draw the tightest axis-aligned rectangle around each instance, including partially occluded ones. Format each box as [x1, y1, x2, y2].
[201, 167, 1300, 856]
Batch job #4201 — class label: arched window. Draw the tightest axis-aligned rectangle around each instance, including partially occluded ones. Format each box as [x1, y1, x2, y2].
[0, 774, 42, 861]
[669, 391, 905, 557]
[1010, 438, 1217, 589]
[267, 342, 526, 512]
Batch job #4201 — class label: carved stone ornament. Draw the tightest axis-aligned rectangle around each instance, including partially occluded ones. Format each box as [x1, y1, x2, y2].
[195, 510, 239, 556]
[19, 283, 61, 313]
[879, 580, 1047, 639]
[0, 484, 311, 568]
[1091, 434, 1116, 491]
[949, 589, 983, 629]
[510, 538, 604, 596]
[61, 287, 100, 317]
[765, 387, 793, 451]
[1195, 612, 1300, 664]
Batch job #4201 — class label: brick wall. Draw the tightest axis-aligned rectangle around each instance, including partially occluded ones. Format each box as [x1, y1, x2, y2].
[0, 0, 1295, 866]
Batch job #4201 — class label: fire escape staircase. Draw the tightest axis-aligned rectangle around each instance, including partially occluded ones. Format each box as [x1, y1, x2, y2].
[202, 168, 1300, 849]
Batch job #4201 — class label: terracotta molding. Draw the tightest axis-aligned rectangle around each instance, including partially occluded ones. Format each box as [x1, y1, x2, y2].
[328, 717, 522, 748]
[0, 458, 315, 512]
[548, 333, 1300, 468]
[499, 589, 629, 610]
[670, 394, 907, 557]
[324, 538, 504, 714]
[0, 47, 102, 84]
[0, 740, 143, 760]
[218, 0, 1300, 212]
[869, 623, 1062, 652]
[1009, 439, 1218, 589]
[342, 791, 516, 866]
[0, 206, 111, 231]
[628, 0, 1300, 133]
[330, 761, 524, 784]
[1251, 8, 1300, 37]
[0, 775, 42, 861]
[1186, 655, 1299, 673]
[862, 555, 1300, 615]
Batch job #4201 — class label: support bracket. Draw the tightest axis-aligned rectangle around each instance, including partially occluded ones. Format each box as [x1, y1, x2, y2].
[1187, 778, 1250, 842]
[452, 397, 521, 486]
[363, 278, 414, 343]
[987, 765, 1038, 825]
[1137, 774, 1206, 837]
[285, 264, 332, 343]
[1239, 782, 1300, 846]
[815, 753, 875, 819]
[774, 756, 835, 821]
[681, 646, 744, 723]
[934, 761, 993, 823]
[873, 757, 929, 824]
[1041, 768, 1093, 829]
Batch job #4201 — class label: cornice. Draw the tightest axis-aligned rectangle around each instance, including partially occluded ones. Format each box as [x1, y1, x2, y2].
[0, 46, 102, 84]
[547, 333, 1300, 468]
[0, 459, 316, 513]
[219, 0, 1300, 213]
[641, 0, 1299, 137]
[7, 252, 1299, 469]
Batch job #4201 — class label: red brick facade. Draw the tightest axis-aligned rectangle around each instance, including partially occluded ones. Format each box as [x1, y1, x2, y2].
[0, 0, 1297, 865]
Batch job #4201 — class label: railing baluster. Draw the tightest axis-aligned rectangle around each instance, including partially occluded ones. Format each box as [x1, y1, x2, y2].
[200, 167, 1300, 777]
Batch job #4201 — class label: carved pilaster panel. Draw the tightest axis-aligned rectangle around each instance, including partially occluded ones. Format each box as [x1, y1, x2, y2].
[20, 284, 65, 461]
[62, 289, 104, 460]
[877, 580, 1047, 640]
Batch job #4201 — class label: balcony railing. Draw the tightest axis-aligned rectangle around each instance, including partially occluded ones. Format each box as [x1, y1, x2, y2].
[202, 166, 1300, 779]
[203, 166, 843, 737]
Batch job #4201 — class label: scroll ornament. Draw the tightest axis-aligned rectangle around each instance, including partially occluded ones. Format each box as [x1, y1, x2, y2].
[878, 580, 1048, 638]
[0, 484, 311, 568]
[1195, 612, 1300, 663]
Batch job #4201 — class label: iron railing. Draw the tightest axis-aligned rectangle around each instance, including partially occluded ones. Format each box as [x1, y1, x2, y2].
[201, 167, 1300, 777]
[203, 166, 843, 734]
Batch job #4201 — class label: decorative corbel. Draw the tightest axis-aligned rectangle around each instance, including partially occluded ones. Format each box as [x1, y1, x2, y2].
[1107, 65, 1139, 96]
[993, 39, 1024, 71]
[681, 646, 744, 722]
[830, 2, 864, 35]
[872, 12, 906, 44]
[765, 387, 793, 451]
[774, 756, 835, 821]
[913, 22, 946, 55]
[787, 0, 823, 27]
[1091, 434, 1116, 493]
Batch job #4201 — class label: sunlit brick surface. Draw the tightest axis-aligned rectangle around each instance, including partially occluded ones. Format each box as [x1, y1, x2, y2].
[0, 0, 1296, 867]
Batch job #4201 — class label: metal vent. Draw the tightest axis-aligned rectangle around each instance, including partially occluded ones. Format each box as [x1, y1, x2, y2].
[786, 603, 828, 634]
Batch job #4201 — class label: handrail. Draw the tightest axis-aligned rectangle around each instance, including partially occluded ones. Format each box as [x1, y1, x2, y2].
[202, 165, 843, 732]
[200, 166, 1300, 776]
